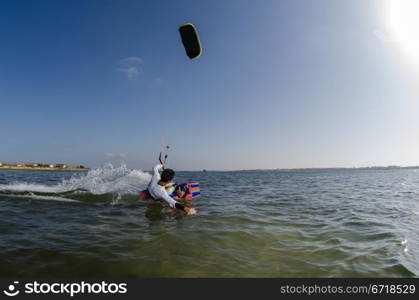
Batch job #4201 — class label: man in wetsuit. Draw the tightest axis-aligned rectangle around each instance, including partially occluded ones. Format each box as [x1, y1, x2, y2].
[148, 164, 196, 215]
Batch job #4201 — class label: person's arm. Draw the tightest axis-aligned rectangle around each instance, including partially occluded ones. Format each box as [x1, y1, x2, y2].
[161, 192, 195, 214]
[161, 192, 181, 209]
[150, 164, 163, 186]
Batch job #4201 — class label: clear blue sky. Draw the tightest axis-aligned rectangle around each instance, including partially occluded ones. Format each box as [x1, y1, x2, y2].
[1, 0, 418, 170]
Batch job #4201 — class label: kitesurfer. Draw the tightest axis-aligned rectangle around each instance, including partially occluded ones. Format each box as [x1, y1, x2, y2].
[147, 164, 196, 215]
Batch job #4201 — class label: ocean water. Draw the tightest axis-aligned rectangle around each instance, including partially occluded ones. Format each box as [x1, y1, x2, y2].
[0, 165, 418, 277]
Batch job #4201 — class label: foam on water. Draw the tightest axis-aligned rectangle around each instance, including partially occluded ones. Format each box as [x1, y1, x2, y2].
[0, 164, 151, 195]
[0, 182, 59, 193]
[0, 193, 81, 203]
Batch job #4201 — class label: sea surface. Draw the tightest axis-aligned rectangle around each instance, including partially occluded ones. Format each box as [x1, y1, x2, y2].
[0, 165, 418, 277]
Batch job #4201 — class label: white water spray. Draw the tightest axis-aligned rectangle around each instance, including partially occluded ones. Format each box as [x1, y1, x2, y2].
[0, 164, 151, 195]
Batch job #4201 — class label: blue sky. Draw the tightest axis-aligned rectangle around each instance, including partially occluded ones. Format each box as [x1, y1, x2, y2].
[1, 0, 418, 170]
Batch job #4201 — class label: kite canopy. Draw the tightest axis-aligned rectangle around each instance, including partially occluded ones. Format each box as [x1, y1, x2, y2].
[179, 23, 202, 59]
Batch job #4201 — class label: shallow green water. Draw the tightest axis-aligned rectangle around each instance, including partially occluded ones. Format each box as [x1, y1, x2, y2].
[0, 166, 418, 277]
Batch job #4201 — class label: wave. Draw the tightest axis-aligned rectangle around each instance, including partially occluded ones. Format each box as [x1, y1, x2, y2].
[0, 164, 151, 203]
[0, 193, 81, 203]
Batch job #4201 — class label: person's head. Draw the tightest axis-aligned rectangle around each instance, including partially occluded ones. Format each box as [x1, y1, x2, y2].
[161, 168, 175, 183]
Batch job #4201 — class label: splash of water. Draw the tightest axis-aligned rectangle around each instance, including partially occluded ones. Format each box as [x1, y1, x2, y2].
[0, 164, 151, 195]
[57, 163, 151, 194]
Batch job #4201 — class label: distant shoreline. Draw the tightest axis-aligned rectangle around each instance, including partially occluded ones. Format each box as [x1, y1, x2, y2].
[0, 167, 89, 172]
[190, 166, 419, 172]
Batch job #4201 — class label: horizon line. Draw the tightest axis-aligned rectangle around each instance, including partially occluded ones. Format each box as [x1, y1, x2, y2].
[175, 165, 419, 172]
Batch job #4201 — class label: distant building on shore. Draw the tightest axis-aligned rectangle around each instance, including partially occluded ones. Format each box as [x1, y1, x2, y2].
[25, 163, 39, 167]
[0, 161, 88, 170]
